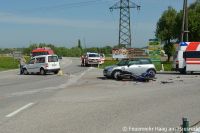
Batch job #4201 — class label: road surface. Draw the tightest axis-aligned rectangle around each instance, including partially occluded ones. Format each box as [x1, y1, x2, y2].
[0, 58, 200, 133]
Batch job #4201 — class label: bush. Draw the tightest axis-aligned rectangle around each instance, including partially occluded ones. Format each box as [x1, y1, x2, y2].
[99, 60, 118, 69]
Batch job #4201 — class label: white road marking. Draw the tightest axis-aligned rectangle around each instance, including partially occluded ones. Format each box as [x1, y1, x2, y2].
[6, 103, 35, 118]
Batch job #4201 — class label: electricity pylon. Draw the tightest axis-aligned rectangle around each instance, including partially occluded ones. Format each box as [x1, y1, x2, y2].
[110, 0, 140, 48]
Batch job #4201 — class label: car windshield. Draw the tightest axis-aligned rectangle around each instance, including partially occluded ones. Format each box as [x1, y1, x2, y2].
[88, 54, 100, 57]
[139, 59, 152, 64]
[117, 60, 129, 66]
[32, 52, 48, 57]
[48, 56, 58, 62]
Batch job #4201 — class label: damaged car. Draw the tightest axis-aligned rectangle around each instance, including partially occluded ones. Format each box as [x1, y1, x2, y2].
[103, 58, 156, 79]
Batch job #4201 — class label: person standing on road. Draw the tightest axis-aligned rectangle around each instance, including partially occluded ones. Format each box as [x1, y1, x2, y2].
[81, 55, 85, 67]
[19, 56, 26, 75]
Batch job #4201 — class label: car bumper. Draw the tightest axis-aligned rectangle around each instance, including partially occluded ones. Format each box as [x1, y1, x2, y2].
[45, 68, 60, 73]
[103, 69, 112, 77]
[87, 62, 101, 65]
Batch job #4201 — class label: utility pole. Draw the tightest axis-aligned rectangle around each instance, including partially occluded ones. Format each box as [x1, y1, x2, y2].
[181, 0, 189, 42]
[110, 0, 140, 48]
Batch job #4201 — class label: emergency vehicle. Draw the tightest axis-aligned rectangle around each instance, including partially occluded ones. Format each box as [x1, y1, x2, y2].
[31, 47, 54, 57]
[173, 42, 200, 74]
[81, 52, 105, 66]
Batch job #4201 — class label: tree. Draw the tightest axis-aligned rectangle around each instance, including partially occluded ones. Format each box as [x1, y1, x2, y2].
[156, 7, 177, 44]
[101, 46, 112, 55]
[77, 39, 82, 50]
[174, 10, 183, 41]
[163, 43, 176, 62]
[156, 7, 177, 60]
[188, 1, 200, 41]
[174, 0, 200, 42]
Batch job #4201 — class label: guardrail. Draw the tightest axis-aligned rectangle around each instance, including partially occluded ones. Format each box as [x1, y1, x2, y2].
[179, 118, 200, 133]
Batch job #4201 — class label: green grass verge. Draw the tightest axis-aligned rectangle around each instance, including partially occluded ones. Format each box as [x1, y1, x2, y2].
[99, 60, 118, 69]
[153, 61, 173, 71]
[0, 57, 19, 71]
[0, 56, 31, 71]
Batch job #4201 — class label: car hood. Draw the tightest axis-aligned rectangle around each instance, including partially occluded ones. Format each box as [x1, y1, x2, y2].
[88, 57, 100, 59]
[104, 65, 117, 70]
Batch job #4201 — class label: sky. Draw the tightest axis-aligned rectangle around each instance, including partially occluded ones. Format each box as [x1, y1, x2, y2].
[0, 0, 196, 48]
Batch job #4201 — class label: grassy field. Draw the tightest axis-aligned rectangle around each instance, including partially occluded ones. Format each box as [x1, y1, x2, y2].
[154, 61, 173, 71]
[0, 57, 19, 71]
[0, 56, 31, 71]
[100, 60, 173, 71]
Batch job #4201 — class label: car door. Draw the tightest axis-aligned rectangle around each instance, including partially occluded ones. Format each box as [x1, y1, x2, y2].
[34, 57, 45, 73]
[126, 59, 142, 75]
[138, 59, 152, 73]
[26, 58, 36, 73]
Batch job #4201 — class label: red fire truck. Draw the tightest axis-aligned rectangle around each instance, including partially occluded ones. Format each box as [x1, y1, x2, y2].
[31, 47, 54, 57]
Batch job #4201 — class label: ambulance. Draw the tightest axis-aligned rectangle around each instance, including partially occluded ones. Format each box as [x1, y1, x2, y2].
[173, 42, 200, 74]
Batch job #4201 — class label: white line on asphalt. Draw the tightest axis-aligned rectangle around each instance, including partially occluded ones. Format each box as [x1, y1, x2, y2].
[6, 103, 35, 118]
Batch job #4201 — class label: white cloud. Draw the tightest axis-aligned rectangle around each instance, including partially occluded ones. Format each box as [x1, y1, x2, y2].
[0, 12, 116, 29]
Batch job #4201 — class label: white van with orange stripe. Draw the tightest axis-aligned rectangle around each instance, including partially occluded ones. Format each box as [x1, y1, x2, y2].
[173, 42, 200, 74]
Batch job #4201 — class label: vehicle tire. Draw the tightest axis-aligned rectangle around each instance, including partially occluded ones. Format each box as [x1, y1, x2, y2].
[54, 71, 59, 74]
[112, 70, 122, 79]
[116, 75, 123, 80]
[147, 69, 156, 78]
[180, 67, 186, 74]
[106, 76, 111, 79]
[23, 69, 28, 75]
[40, 68, 46, 75]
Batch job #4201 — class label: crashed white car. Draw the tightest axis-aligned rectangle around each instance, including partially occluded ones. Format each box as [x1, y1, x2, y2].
[103, 58, 156, 79]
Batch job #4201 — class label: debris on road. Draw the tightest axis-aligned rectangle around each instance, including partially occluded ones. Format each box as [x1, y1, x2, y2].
[161, 81, 174, 84]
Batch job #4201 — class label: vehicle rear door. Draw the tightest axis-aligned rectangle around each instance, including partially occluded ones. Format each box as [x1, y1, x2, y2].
[47, 56, 60, 69]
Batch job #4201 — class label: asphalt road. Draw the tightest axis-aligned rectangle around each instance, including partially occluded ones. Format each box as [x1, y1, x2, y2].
[0, 58, 88, 125]
[0, 58, 200, 133]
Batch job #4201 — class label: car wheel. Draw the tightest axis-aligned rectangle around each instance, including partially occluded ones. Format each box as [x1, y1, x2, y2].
[23, 69, 28, 75]
[54, 71, 59, 74]
[106, 76, 111, 79]
[112, 70, 122, 79]
[180, 67, 186, 74]
[40, 69, 46, 75]
[147, 69, 156, 78]
[116, 75, 123, 80]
